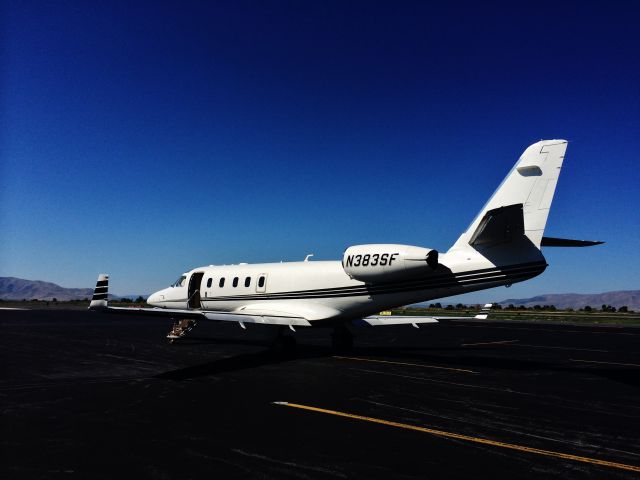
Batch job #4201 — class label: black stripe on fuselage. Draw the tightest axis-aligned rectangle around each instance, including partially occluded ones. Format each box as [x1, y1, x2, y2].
[212, 261, 545, 299]
[93, 286, 108, 294]
[92, 293, 107, 300]
[199, 270, 540, 302]
[96, 280, 108, 287]
[196, 261, 546, 302]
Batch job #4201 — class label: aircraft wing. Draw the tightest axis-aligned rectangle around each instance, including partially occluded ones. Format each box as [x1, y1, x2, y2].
[358, 304, 492, 328]
[203, 311, 311, 326]
[97, 305, 202, 318]
[92, 305, 312, 326]
[357, 316, 439, 327]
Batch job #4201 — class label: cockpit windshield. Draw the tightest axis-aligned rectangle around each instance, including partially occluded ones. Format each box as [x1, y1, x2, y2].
[171, 275, 186, 287]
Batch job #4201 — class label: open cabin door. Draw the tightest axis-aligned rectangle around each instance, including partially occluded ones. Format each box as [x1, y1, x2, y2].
[188, 272, 205, 309]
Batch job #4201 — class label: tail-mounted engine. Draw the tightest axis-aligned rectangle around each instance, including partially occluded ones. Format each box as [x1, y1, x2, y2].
[342, 244, 439, 283]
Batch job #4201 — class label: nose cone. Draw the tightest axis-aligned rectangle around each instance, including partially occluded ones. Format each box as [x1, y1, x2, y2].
[147, 291, 161, 306]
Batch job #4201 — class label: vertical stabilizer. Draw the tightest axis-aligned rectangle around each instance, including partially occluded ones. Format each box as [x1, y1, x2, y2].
[449, 140, 567, 252]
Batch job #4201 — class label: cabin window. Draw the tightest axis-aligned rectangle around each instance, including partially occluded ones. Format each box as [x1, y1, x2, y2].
[219, 278, 225, 288]
[244, 277, 251, 287]
[206, 278, 212, 288]
[258, 276, 265, 288]
[232, 277, 239, 287]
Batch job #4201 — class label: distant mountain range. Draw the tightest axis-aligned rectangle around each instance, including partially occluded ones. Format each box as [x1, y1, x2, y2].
[0, 277, 146, 301]
[1, 276, 637, 310]
[499, 290, 640, 311]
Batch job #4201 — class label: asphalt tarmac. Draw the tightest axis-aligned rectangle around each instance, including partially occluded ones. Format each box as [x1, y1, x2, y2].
[1, 309, 639, 479]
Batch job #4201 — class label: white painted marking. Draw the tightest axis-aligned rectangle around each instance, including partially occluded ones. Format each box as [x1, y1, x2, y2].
[516, 344, 609, 353]
[570, 359, 640, 368]
[334, 356, 477, 374]
[451, 324, 640, 336]
[461, 340, 519, 346]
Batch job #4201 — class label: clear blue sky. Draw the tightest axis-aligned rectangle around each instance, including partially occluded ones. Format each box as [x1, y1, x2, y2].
[1, 1, 639, 301]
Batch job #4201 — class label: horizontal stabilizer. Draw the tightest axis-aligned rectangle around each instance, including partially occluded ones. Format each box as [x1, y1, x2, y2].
[541, 237, 604, 247]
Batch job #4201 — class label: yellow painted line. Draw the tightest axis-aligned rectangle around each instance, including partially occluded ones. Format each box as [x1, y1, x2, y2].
[461, 339, 519, 347]
[570, 359, 640, 368]
[273, 402, 640, 473]
[333, 356, 477, 374]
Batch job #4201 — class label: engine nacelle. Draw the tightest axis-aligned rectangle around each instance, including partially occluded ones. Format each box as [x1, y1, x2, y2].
[342, 244, 439, 283]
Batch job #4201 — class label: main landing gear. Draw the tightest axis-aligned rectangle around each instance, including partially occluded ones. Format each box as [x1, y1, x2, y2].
[270, 326, 298, 355]
[269, 324, 354, 353]
[331, 324, 354, 352]
[167, 319, 197, 343]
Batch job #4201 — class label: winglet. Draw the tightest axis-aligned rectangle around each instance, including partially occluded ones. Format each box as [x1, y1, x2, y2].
[89, 274, 109, 310]
[474, 303, 493, 320]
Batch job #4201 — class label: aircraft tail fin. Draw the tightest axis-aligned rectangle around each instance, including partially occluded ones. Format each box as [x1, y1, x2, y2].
[89, 274, 109, 310]
[449, 140, 567, 253]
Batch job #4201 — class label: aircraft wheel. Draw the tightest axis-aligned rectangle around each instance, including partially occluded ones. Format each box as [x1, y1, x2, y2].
[331, 325, 354, 352]
[270, 329, 297, 355]
[281, 335, 297, 352]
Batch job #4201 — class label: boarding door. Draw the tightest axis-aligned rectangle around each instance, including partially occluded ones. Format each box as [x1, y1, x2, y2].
[188, 272, 205, 309]
[256, 274, 267, 293]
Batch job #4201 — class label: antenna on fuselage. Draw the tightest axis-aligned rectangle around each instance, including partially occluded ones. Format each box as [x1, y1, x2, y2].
[304, 254, 314, 262]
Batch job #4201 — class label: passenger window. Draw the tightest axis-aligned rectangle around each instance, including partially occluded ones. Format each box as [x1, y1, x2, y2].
[258, 276, 265, 288]
[245, 277, 251, 287]
[219, 278, 225, 288]
[207, 278, 212, 288]
[232, 277, 239, 287]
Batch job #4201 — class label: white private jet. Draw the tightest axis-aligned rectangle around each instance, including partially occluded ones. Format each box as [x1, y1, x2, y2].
[90, 139, 601, 348]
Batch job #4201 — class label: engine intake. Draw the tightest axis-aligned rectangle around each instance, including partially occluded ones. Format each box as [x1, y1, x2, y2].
[342, 244, 439, 283]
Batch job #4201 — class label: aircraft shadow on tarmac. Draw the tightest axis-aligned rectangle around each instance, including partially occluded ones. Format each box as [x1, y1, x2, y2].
[155, 342, 330, 380]
[154, 338, 640, 387]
